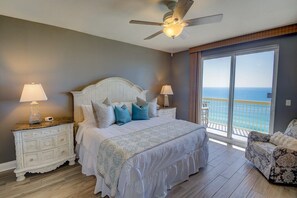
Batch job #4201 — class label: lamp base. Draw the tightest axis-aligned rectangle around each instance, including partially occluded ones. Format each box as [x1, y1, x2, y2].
[29, 102, 42, 125]
[29, 115, 42, 125]
[164, 95, 169, 107]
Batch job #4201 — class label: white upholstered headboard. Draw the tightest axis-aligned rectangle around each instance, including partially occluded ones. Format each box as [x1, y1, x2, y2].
[71, 77, 148, 124]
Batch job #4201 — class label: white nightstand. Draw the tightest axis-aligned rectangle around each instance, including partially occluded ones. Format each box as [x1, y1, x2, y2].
[158, 107, 176, 119]
[12, 119, 76, 181]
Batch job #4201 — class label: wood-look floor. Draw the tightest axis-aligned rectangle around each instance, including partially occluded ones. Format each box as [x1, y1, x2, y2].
[1, 140, 296, 198]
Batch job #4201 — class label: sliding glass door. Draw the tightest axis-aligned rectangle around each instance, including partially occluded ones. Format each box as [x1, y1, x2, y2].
[202, 56, 231, 137]
[201, 46, 278, 143]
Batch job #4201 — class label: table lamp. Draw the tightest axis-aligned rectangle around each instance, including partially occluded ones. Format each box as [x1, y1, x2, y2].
[20, 83, 48, 124]
[160, 85, 173, 107]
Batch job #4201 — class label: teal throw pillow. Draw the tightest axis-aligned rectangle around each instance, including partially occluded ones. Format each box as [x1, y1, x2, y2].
[132, 103, 149, 120]
[114, 105, 131, 126]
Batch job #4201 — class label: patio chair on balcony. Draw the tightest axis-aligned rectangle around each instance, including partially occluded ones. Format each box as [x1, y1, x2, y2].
[201, 102, 209, 127]
[245, 119, 297, 185]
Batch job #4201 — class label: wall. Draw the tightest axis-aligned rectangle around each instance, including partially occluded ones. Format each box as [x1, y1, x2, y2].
[0, 16, 171, 163]
[171, 33, 297, 132]
[170, 51, 190, 120]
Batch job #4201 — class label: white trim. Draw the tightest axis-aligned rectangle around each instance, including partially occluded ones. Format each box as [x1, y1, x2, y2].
[269, 46, 279, 134]
[0, 160, 16, 172]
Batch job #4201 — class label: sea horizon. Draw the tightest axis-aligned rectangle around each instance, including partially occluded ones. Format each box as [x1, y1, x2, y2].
[203, 87, 272, 102]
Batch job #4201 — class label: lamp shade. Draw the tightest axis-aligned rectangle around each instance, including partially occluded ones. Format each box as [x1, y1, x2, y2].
[160, 85, 173, 95]
[163, 23, 184, 39]
[20, 83, 48, 102]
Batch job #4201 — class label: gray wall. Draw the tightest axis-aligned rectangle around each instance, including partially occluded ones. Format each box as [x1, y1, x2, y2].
[171, 34, 297, 132]
[171, 51, 190, 121]
[0, 16, 171, 163]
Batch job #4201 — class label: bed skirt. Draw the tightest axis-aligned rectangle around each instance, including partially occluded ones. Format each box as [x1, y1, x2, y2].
[77, 143, 208, 198]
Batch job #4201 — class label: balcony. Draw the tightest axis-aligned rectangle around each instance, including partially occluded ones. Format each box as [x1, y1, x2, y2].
[202, 98, 271, 138]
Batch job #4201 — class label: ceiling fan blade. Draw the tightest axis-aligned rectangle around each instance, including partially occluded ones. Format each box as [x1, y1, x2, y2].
[185, 14, 223, 26]
[144, 30, 163, 40]
[173, 0, 194, 21]
[130, 20, 163, 26]
[179, 30, 189, 40]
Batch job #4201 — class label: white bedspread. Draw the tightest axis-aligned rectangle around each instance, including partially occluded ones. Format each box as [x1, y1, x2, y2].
[76, 117, 208, 198]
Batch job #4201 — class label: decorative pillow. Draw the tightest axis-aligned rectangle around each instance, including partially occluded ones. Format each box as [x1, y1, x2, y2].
[91, 100, 115, 128]
[284, 119, 297, 139]
[112, 102, 132, 115]
[114, 105, 131, 125]
[270, 132, 297, 151]
[132, 103, 149, 120]
[103, 97, 112, 106]
[136, 97, 158, 118]
[81, 105, 96, 124]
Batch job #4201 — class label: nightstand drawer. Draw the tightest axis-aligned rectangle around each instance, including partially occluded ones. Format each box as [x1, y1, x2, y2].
[22, 129, 43, 139]
[56, 146, 69, 159]
[57, 133, 68, 146]
[39, 137, 56, 150]
[24, 153, 39, 167]
[158, 108, 176, 119]
[41, 149, 55, 162]
[23, 139, 39, 153]
[22, 125, 67, 140]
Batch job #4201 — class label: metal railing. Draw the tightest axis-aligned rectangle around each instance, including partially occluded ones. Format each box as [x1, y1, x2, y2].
[202, 98, 271, 136]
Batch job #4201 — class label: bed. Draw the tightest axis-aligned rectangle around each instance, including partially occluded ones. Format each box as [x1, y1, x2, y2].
[71, 77, 209, 198]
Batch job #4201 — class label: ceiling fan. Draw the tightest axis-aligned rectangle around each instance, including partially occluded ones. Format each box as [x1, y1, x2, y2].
[129, 0, 223, 40]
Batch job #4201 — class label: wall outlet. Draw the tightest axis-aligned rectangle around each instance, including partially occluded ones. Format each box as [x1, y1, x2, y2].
[285, 100, 291, 106]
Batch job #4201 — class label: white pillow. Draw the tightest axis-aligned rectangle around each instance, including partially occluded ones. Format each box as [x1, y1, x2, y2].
[91, 100, 115, 128]
[270, 132, 297, 151]
[81, 105, 96, 124]
[136, 97, 158, 118]
[81, 98, 113, 124]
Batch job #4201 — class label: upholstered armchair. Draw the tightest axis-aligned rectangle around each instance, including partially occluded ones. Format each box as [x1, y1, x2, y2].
[245, 119, 297, 185]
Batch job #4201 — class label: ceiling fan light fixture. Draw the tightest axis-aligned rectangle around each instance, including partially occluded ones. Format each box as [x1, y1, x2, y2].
[163, 22, 184, 39]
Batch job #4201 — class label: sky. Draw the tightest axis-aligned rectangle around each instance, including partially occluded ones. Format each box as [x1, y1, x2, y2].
[202, 50, 274, 88]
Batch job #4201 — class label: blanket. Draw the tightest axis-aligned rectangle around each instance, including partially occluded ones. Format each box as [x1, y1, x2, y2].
[96, 120, 204, 196]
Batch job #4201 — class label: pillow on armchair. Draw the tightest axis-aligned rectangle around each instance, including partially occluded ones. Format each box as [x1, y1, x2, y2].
[284, 119, 297, 139]
[270, 132, 297, 151]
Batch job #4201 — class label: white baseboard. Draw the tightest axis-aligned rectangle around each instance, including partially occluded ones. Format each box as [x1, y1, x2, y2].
[0, 160, 16, 172]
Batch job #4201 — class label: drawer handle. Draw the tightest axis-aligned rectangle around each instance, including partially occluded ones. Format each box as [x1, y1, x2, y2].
[30, 158, 34, 162]
[61, 138, 64, 141]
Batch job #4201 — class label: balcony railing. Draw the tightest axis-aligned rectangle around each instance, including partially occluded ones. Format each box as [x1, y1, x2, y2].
[202, 97, 271, 137]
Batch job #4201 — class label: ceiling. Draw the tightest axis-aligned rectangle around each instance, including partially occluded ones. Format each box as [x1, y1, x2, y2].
[0, 0, 296, 53]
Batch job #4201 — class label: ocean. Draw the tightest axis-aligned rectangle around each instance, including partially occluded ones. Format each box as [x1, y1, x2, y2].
[203, 87, 272, 101]
[202, 87, 272, 133]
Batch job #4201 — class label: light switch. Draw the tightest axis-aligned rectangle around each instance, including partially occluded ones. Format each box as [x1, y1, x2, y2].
[285, 100, 291, 106]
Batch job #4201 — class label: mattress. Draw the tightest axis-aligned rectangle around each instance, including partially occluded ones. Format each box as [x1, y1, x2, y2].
[76, 117, 208, 198]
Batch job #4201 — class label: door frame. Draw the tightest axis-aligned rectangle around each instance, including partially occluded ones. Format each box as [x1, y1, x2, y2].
[199, 44, 279, 146]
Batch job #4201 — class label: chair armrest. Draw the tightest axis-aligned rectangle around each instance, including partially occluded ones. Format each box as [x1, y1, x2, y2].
[272, 146, 297, 168]
[248, 131, 271, 143]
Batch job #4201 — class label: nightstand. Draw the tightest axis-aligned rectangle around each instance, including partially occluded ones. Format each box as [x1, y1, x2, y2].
[158, 107, 176, 119]
[12, 119, 76, 181]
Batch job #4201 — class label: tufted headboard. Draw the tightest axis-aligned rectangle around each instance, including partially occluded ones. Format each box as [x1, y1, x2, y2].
[71, 77, 148, 124]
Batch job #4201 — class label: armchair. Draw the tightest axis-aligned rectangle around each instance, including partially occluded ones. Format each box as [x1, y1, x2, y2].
[245, 120, 297, 185]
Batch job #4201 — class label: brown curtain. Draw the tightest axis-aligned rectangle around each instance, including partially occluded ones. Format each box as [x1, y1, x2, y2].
[189, 52, 201, 123]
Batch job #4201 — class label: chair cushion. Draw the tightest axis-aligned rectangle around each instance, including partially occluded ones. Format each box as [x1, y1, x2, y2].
[253, 142, 276, 161]
[284, 119, 297, 139]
